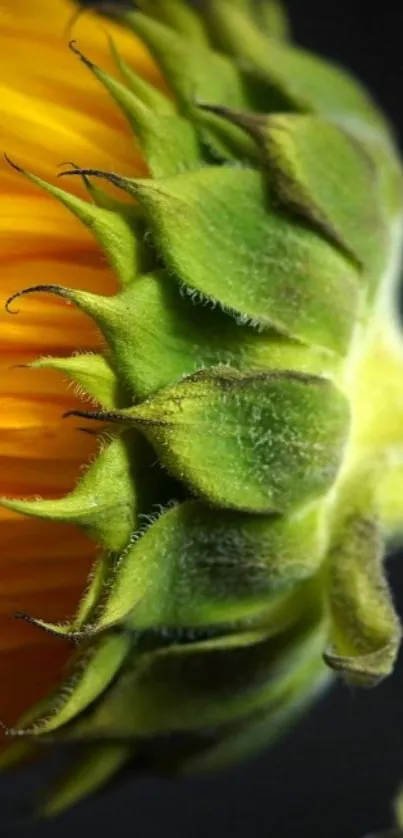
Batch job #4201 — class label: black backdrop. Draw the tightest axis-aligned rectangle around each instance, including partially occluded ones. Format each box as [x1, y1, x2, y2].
[2, 1, 403, 836]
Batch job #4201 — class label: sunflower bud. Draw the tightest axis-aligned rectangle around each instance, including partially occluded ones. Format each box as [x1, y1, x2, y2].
[2, 0, 403, 818]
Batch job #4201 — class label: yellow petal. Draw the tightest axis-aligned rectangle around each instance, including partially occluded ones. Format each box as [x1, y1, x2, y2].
[0, 0, 154, 735]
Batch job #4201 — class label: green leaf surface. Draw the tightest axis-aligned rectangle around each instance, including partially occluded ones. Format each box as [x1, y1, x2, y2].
[69, 43, 201, 178]
[110, 40, 176, 114]
[182, 625, 329, 772]
[256, 0, 290, 40]
[124, 12, 254, 111]
[123, 11, 265, 159]
[1, 434, 140, 553]
[101, 367, 349, 514]
[196, 108, 260, 163]
[261, 114, 387, 277]
[72, 553, 116, 631]
[59, 608, 325, 739]
[131, 166, 360, 353]
[6, 162, 142, 287]
[325, 476, 401, 685]
[126, 105, 202, 177]
[29, 353, 122, 409]
[117, 271, 335, 397]
[15, 275, 335, 401]
[8, 634, 130, 737]
[88, 499, 323, 631]
[133, 0, 209, 45]
[202, 0, 389, 137]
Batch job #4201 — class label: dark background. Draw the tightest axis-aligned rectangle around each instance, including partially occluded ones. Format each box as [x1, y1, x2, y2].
[2, 1, 403, 836]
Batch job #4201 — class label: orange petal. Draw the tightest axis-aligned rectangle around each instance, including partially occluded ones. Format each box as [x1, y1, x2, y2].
[0, 0, 156, 736]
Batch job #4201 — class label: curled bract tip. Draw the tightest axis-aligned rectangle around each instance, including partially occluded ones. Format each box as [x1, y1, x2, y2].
[3, 152, 24, 174]
[69, 39, 96, 70]
[5, 285, 71, 315]
[57, 166, 130, 193]
[62, 408, 121, 424]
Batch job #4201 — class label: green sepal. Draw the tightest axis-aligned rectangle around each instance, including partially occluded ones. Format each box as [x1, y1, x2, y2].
[19, 272, 334, 401]
[259, 114, 387, 275]
[324, 474, 401, 686]
[368, 136, 403, 217]
[202, 0, 388, 136]
[121, 271, 336, 396]
[57, 606, 325, 739]
[203, 0, 290, 42]
[29, 353, 122, 409]
[67, 553, 112, 639]
[122, 271, 335, 398]
[70, 42, 201, 178]
[379, 461, 403, 538]
[128, 103, 202, 177]
[0, 695, 55, 771]
[6, 160, 142, 287]
[83, 499, 324, 632]
[128, 167, 360, 353]
[0, 433, 140, 553]
[6, 283, 141, 399]
[38, 744, 132, 820]
[196, 108, 260, 163]
[109, 39, 176, 115]
[125, 271, 338, 396]
[72, 553, 115, 631]
[5, 634, 130, 738]
[203, 0, 270, 57]
[182, 626, 329, 773]
[79, 168, 146, 216]
[113, 93, 202, 177]
[123, 12, 252, 111]
[85, 368, 349, 515]
[132, 0, 209, 46]
[123, 12, 263, 160]
[256, 0, 290, 41]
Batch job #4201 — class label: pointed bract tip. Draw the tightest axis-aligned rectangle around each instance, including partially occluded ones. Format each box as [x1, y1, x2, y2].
[5, 285, 71, 315]
[69, 39, 95, 70]
[58, 166, 133, 193]
[14, 611, 81, 642]
[3, 152, 25, 174]
[63, 408, 117, 422]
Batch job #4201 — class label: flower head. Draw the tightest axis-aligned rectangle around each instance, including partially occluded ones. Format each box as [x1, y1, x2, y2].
[1, 0, 403, 820]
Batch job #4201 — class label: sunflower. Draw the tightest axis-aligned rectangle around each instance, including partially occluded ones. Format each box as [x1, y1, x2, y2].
[1, 0, 403, 822]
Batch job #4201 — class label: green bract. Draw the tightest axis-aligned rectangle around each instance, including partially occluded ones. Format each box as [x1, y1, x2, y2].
[3, 0, 403, 819]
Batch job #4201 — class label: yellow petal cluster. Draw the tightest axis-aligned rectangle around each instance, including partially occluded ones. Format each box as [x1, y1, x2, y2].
[0, 0, 151, 732]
